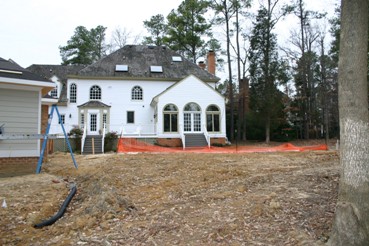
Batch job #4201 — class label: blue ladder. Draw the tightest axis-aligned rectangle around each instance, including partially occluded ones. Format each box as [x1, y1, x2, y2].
[36, 104, 78, 174]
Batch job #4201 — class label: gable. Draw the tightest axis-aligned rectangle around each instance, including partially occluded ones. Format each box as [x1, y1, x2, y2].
[151, 74, 224, 106]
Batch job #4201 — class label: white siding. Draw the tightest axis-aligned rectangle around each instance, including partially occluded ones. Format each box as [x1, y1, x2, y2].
[48, 76, 226, 138]
[0, 88, 40, 157]
[51, 79, 176, 135]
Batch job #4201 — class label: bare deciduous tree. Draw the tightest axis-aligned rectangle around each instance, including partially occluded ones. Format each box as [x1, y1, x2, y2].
[109, 27, 141, 52]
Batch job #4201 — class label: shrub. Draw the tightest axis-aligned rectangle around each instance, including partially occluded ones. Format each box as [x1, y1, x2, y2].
[68, 126, 83, 137]
[68, 126, 83, 152]
[104, 131, 118, 152]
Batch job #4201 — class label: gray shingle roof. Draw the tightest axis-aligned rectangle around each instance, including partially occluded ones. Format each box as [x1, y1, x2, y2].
[26, 64, 85, 82]
[27, 64, 86, 104]
[77, 45, 219, 82]
[0, 57, 52, 83]
[26, 45, 219, 105]
[77, 101, 111, 108]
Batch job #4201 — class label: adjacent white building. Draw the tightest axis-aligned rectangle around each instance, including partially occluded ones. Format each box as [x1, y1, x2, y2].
[0, 57, 54, 167]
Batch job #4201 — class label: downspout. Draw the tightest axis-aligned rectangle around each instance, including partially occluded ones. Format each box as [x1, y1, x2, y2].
[179, 123, 185, 149]
[102, 123, 106, 153]
[203, 123, 211, 148]
[81, 123, 87, 154]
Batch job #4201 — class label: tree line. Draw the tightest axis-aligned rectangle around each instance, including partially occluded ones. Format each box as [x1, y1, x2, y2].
[60, 0, 347, 144]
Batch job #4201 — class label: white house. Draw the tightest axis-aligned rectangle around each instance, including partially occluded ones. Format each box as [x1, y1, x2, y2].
[0, 57, 54, 171]
[28, 45, 227, 152]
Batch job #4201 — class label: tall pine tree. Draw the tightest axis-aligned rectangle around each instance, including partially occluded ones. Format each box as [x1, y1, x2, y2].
[164, 0, 211, 63]
[59, 25, 107, 65]
[143, 14, 167, 46]
[248, 4, 289, 143]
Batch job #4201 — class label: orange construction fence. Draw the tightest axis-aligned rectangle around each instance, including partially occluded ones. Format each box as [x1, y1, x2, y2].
[116, 138, 328, 153]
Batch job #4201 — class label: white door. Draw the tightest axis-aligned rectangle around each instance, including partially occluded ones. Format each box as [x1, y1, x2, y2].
[183, 113, 201, 132]
[88, 111, 100, 135]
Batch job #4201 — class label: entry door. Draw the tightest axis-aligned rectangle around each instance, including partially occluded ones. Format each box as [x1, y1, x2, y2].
[183, 113, 201, 132]
[88, 112, 100, 135]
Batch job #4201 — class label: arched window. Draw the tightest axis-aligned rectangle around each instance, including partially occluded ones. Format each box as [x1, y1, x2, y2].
[163, 104, 178, 132]
[90, 85, 101, 100]
[131, 86, 143, 100]
[70, 83, 77, 103]
[184, 102, 201, 112]
[206, 105, 220, 132]
[50, 86, 58, 98]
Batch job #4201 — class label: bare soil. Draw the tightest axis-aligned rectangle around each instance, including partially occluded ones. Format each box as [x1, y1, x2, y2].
[0, 142, 339, 245]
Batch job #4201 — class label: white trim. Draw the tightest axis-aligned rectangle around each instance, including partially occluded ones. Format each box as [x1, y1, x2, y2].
[0, 150, 39, 158]
[0, 76, 54, 89]
[37, 91, 41, 152]
[42, 97, 58, 105]
[0, 83, 41, 91]
[0, 69, 22, 75]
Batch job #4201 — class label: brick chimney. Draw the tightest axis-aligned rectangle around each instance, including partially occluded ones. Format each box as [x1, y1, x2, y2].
[198, 61, 206, 70]
[207, 50, 216, 75]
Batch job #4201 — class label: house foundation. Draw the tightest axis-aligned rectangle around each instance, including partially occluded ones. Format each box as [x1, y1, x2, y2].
[156, 138, 183, 147]
[0, 157, 38, 177]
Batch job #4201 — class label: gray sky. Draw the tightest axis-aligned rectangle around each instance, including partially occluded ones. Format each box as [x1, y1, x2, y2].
[0, 0, 338, 68]
[0, 0, 183, 67]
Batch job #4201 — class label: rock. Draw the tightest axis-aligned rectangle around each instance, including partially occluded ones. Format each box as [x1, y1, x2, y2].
[269, 199, 281, 209]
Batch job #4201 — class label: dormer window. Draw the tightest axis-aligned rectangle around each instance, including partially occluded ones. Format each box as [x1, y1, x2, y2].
[150, 66, 163, 73]
[172, 56, 182, 62]
[115, 64, 128, 72]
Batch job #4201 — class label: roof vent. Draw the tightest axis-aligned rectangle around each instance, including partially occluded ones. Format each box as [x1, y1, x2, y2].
[115, 65, 128, 72]
[172, 56, 182, 62]
[150, 66, 163, 73]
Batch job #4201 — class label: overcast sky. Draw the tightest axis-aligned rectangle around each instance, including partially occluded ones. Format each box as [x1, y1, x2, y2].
[0, 0, 338, 68]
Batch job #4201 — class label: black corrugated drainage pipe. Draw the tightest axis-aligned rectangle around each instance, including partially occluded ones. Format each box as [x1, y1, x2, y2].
[34, 184, 77, 229]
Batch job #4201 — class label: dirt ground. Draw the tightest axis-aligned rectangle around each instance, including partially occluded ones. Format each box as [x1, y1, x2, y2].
[0, 141, 340, 245]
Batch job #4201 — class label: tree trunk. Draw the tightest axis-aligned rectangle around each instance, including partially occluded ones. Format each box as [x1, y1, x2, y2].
[242, 78, 249, 141]
[328, 0, 369, 245]
[265, 118, 270, 144]
[236, 4, 242, 141]
[224, 1, 234, 141]
[320, 37, 330, 143]
[298, 0, 309, 140]
[265, 0, 272, 144]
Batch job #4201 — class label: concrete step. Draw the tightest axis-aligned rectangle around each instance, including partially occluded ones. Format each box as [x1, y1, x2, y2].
[83, 135, 103, 154]
[185, 133, 208, 147]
